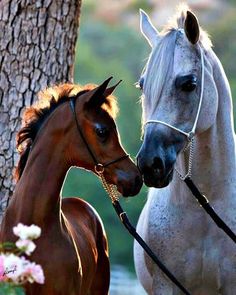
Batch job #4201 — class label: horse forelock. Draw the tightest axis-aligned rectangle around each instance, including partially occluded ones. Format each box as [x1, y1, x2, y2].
[15, 83, 118, 182]
[142, 31, 176, 121]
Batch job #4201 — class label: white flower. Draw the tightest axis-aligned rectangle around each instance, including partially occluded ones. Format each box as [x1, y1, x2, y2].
[16, 239, 36, 256]
[13, 223, 41, 240]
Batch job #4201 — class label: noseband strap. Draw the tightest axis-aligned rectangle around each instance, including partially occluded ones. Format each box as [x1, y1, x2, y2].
[69, 97, 129, 171]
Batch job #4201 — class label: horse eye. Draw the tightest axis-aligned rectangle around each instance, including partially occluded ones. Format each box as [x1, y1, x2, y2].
[181, 81, 197, 92]
[176, 75, 197, 92]
[95, 127, 109, 140]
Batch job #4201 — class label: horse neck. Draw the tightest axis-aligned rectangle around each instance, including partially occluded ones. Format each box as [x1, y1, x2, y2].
[8, 108, 72, 226]
[175, 50, 236, 200]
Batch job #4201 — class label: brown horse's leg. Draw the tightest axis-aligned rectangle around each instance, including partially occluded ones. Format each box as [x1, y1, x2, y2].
[90, 219, 110, 295]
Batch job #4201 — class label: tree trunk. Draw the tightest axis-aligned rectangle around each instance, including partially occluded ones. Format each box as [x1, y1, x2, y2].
[0, 0, 81, 222]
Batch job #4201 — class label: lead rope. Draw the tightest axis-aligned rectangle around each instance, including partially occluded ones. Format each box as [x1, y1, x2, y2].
[96, 167, 191, 295]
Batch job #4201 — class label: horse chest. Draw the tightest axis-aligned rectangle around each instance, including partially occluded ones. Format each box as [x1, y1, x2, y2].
[139, 189, 236, 293]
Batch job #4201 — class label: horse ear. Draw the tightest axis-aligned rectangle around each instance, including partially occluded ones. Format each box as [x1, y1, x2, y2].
[184, 11, 200, 45]
[140, 9, 159, 48]
[87, 77, 113, 108]
[104, 80, 122, 97]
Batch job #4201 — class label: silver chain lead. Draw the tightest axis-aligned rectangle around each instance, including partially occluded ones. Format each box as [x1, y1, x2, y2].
[175, 138, 195, 180]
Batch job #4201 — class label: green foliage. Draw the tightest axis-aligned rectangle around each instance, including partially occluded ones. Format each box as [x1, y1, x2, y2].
[0, 283, 25, 295]
[209, 9, 236, 77]
[127, 0, 153, 13]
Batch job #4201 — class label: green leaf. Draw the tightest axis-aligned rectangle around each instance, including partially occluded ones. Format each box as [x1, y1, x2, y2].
[2, 242, 16, 250]
[0, 283, 25, 295]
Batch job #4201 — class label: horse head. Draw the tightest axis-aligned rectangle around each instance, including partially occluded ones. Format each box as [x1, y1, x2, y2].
[15, 78, 143, 197]
[136, 8, 218, 188]
[64, 77, 143, 196]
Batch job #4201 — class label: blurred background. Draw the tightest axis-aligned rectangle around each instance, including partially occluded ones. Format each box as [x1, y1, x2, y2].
[62, 1, 236, 294]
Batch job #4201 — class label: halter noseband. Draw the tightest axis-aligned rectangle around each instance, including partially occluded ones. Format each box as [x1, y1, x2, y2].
[144, 45, 205, 179]
[69, 97, 129, 175]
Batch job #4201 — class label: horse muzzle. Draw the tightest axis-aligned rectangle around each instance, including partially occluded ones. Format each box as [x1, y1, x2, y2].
[137, 144, 177, 188]
[115, 169, 143, 197]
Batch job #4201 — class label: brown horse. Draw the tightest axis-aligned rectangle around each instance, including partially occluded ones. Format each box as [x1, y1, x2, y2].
[0, 77, 143, 295]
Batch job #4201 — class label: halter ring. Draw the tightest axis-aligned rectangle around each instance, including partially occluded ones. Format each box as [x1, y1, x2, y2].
[187, 131, 195, 141]
[95, 163, 105, 174]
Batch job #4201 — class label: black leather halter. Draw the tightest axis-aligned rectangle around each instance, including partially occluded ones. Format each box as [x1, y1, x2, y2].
[69, 97, 129, 173]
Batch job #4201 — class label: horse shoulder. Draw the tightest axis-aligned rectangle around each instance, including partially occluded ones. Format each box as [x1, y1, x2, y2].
[61, 197, 106, 243]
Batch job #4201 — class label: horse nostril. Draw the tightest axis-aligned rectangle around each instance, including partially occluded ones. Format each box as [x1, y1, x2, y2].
[152, 157, 165, 175]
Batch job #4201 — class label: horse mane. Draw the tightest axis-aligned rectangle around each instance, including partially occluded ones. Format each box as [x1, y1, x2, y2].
[15, 83, 118, 182]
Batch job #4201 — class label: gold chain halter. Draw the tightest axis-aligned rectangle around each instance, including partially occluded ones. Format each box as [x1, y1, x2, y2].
[95, 164, 120, 203]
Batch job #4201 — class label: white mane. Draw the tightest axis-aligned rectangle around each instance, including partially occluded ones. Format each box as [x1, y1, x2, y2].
[142, 31, 176, 116]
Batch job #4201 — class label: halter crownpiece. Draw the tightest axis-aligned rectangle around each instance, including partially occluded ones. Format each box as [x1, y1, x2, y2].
[144, 45, 205, 179]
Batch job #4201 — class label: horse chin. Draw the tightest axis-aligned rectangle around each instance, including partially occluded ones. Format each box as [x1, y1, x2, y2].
[144, 169, 174, 188]
[117, 185, 130, 197]
[117, 181, 142, 197]
[103, 173, 143, 197]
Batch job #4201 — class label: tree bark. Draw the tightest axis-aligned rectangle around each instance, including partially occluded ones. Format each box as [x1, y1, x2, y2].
[0, 0, 81, 222]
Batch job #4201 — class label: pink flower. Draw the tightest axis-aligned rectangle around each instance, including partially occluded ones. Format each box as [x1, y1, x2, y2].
[0, 255, 6, 282]
[0, 224, 45, 286]
[16, 239, 36, 256]
[23, 262, 45, 284]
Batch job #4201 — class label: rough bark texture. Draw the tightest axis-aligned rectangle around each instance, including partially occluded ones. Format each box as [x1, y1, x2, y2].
[0, 0, 81, 222]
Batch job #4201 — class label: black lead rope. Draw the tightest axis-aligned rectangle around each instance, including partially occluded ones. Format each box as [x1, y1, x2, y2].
[184, 177, 236, 244]
[112, 200, 191, 295]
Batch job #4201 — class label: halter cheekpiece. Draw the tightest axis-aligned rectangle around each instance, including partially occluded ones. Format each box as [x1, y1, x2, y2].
[69, 97, 129, 177]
